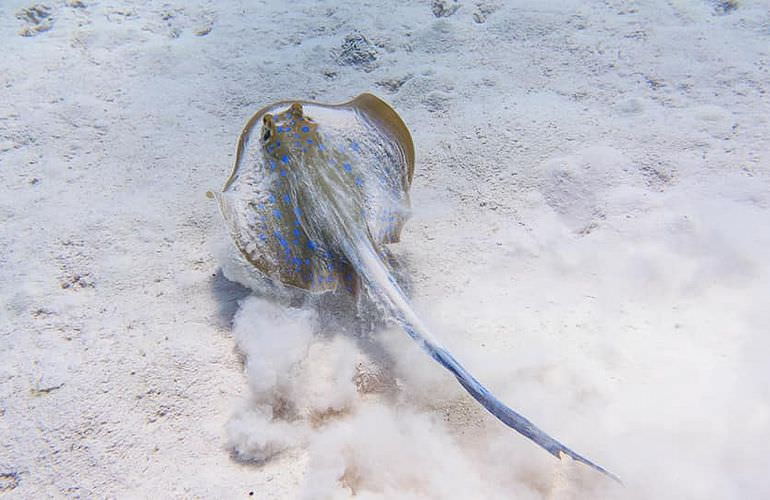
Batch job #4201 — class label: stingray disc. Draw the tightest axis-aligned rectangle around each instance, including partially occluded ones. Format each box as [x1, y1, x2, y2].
[217, 93, 415, 292]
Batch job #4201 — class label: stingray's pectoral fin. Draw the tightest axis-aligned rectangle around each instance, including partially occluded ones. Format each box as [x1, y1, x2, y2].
[424, 341, 622, 485]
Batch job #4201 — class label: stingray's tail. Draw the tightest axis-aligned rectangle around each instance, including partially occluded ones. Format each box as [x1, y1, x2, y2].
[350, 239, 621, 484]
[418, 333, 622, 483]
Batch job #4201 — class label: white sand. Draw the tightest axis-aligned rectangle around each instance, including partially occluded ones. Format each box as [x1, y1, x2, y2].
[2, 0, 769, 497]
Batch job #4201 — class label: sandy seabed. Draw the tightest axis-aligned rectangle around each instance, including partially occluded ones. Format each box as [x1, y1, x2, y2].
[1, 0, 769, 498]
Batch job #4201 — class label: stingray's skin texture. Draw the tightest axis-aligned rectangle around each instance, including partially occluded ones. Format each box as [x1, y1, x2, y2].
[218, 94, 413, 292]
[217, 94, 620, 484]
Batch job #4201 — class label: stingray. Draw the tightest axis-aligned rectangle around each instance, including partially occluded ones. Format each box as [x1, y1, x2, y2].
[216, 93, 620, 483]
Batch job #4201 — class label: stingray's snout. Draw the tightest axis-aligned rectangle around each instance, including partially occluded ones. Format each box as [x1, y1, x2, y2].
[289, 102, 303, 117]
[260, 103, 320, 164]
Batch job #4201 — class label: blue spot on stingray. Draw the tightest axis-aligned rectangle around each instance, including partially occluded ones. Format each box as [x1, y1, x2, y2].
[274, 231, 288, 248]
[268, 193, 276, 203]
[343, 162, 352, 172]
[292, 239, 300, 246]
[350, 142, 361, 152]
[293, 133, 300, 139]
[281, 169, 287, 177]
[283, 194, 291, 203]
[293, 228, 301, 237]
[277, 126, 283, 133]
[281, 154, 289, 164]
[301, 125, 310, 133]
[304, 259, 311, 266]
[269, 160, 277, 170]
[306, 138, 313, 144]
[355, 177, 364, 186]
[307, 240, 318, 251]
[318, 144, 325, 151]
[258, 233, 267, 241]
[272, 209, 282, 219]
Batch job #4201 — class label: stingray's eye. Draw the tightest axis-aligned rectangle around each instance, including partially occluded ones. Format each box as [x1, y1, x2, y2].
[262, 114, 275, 142]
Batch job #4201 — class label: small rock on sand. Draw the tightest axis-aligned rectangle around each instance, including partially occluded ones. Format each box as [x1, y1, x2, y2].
[432, 0, 461, 18]
[16, 4, 54, 37]
[334, 33, 379, 72]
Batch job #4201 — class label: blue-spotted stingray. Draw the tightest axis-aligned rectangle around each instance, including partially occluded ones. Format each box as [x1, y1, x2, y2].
[216, 93, 619, 483]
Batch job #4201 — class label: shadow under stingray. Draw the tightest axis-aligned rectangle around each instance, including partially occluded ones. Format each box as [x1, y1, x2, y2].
[210, 269, 252, 330]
